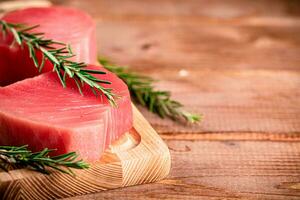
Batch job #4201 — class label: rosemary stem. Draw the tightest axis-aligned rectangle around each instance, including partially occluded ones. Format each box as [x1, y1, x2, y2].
[0, 20, 116, 105]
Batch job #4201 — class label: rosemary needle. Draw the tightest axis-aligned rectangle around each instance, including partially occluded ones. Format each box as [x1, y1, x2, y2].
[99, 58, 202, 123]
[0, 20, 116, 106]
[0, 145, 89, 175]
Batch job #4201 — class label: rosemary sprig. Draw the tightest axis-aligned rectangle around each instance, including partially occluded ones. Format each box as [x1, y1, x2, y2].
[0, 145, 89, 175]
[0, 20, 116, 106]
[99, 58, 201, 123]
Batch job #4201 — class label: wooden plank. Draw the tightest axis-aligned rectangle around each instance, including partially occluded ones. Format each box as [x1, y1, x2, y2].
[66, 140, 300, 200]
[136, 69, 300, 137]
[0, 106, 171, 199]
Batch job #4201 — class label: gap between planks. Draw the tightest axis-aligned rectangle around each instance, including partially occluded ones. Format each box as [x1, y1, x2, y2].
[160, 132, 300, 142]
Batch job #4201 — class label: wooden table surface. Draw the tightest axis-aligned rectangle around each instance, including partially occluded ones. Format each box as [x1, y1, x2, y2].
[7, 0, 300, 199]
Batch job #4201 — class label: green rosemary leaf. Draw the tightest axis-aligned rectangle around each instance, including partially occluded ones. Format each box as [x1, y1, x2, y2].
[83, 74, 111, 84]
[51, 151, 75, 161]
[136, 92, 146, 106]
[55, 67, 66, 88]
[65, 153, 79, 163]
[39, 54, 46, 72]
[27, 42, 39, 68]
[10, 27, 22, 45]
[149, 95, 155, 112]
[1, 23, 7, 38]
[49, 47, 67, 53]
[32, 148, 50, 158]
[74, 78, 84, 95]
[64, 66, 74, 78]
[67, 44, 73, 54]
[93, 79, 112, 84]
[6, 22, 24, 28]
[18, 24, 40, 33]
[90, 86, 98, 96]
[81, 69, 107, 74]
[40, 47, 60, 65]
[63, 70, 67, 82]
[51, 40, 65, 45]
[44, 163, 71, 175]
[32, 32, 44, 36]
[99, 57, 202, 123]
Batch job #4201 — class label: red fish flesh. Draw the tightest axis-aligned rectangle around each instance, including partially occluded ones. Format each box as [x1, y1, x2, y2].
[0, 7, 133, 161]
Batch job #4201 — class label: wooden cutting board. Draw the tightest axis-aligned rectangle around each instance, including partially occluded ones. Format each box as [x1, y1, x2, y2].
[0, 105, 171, 199]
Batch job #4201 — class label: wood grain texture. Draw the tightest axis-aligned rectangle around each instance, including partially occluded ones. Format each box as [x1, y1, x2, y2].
[51, 0, 300, 139]
[0, 106, 171, 200]
[1, 0, 300, 199]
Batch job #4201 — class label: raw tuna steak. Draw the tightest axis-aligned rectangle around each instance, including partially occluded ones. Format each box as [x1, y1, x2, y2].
[0, 65, 132, 161]
[0, 7, 133, 161]
[0, 7, 97, 86]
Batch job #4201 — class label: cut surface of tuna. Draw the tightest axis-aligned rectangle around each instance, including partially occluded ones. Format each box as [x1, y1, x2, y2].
[0, 6, 97, 86]
[0, 65, 132, 161]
